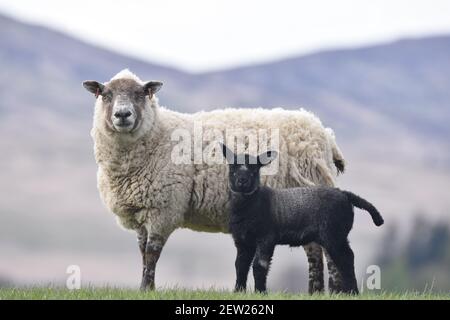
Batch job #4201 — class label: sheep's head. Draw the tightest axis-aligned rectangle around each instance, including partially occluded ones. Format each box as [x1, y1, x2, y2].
[83, 70, 162, 136]
[221, 143, 278, 195]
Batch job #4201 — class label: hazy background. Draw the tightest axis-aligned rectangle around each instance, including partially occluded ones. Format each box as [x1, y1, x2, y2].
[0, 0, 449, 292]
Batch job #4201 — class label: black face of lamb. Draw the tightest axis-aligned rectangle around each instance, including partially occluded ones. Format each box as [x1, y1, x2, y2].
[228, 160, 261, 194]
[221, 143, 276, 195]
[222, 145, 383, 294]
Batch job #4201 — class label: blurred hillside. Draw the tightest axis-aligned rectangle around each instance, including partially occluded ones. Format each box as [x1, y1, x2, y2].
[0, 12, 449, 291]
[376, 217, 450, 292]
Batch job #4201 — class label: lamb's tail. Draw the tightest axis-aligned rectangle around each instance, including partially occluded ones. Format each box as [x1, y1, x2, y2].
[343, 191, 384, 226]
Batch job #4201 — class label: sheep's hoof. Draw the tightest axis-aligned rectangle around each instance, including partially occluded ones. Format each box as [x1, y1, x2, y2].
[327, 281, 341, 294]
[349, 289, 359, 295]
[140, 285, 155, 291]
[140, 280, 155, 291]
[338, 288, 359, 295]
[309, 281, 325, 294]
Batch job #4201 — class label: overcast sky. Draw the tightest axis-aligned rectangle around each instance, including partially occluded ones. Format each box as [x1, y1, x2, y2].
[1, 0, 450, 72]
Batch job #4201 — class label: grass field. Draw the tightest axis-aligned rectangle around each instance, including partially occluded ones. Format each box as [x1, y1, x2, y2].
[0, 287, 448, 300]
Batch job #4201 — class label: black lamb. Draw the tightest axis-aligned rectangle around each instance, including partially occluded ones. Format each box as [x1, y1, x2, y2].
[221, 143, 384, 294]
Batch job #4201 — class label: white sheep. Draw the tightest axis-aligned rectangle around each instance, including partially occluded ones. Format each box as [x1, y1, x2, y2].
[82, 69, 346, 292]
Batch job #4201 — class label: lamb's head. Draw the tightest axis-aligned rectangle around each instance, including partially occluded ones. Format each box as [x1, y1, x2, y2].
[83, 69, 162, 137]
[221, 143, 278, 195]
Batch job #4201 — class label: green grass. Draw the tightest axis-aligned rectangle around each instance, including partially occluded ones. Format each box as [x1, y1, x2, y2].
[0, 287, 449, 300]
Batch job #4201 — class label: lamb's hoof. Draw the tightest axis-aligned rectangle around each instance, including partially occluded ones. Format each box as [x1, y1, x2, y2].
[234, 285, 246, 293]
[255, 289, 268, 295]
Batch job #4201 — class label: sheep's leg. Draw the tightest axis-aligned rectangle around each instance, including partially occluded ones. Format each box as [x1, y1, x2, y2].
[252, 241, 275, 294]
[140, 233, 168, 291]
[303, 243, 324, 294]
[324, 250, 343, 293]
[136, 226, 148, 283]
[324, 242, 359, 294]
[234, 240, 256, 292]
[315, 163, 346, 293]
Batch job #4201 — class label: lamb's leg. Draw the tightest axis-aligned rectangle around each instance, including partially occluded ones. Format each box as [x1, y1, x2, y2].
[252, 241, 275, 294]
[234, 240, 256, 292]
[303, 243, 324, 294]
[324, 241, 359, 294]
[140, 232, 168, 291]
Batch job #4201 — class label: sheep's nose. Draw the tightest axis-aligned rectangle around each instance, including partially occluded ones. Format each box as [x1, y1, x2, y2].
[114, 110, 132, 119]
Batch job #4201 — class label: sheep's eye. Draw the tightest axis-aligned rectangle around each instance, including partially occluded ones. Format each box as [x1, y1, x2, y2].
[102, 93, 112, 102]
[135, 92, 145, 100]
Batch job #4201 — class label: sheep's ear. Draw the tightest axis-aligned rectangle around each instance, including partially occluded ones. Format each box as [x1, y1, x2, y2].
[143, 81, 163, 97]
[220, 143, 235, 164]
[257, 150, 278, 166]
[82, 81, 105, 97]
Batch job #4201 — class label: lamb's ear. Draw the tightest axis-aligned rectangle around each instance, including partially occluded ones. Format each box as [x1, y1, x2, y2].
[143, 81, 163, 97]
[220, 143, 235, 164]
[257, 150, 278, 166]
[82, 81, 105, 97]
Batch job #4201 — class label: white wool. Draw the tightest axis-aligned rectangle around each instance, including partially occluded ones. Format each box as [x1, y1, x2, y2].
[110, 68, 143, 83]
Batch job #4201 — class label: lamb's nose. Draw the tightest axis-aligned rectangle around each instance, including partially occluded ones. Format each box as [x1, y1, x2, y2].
[237, 178, 249, 186]
[114, 110, 132, 119]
